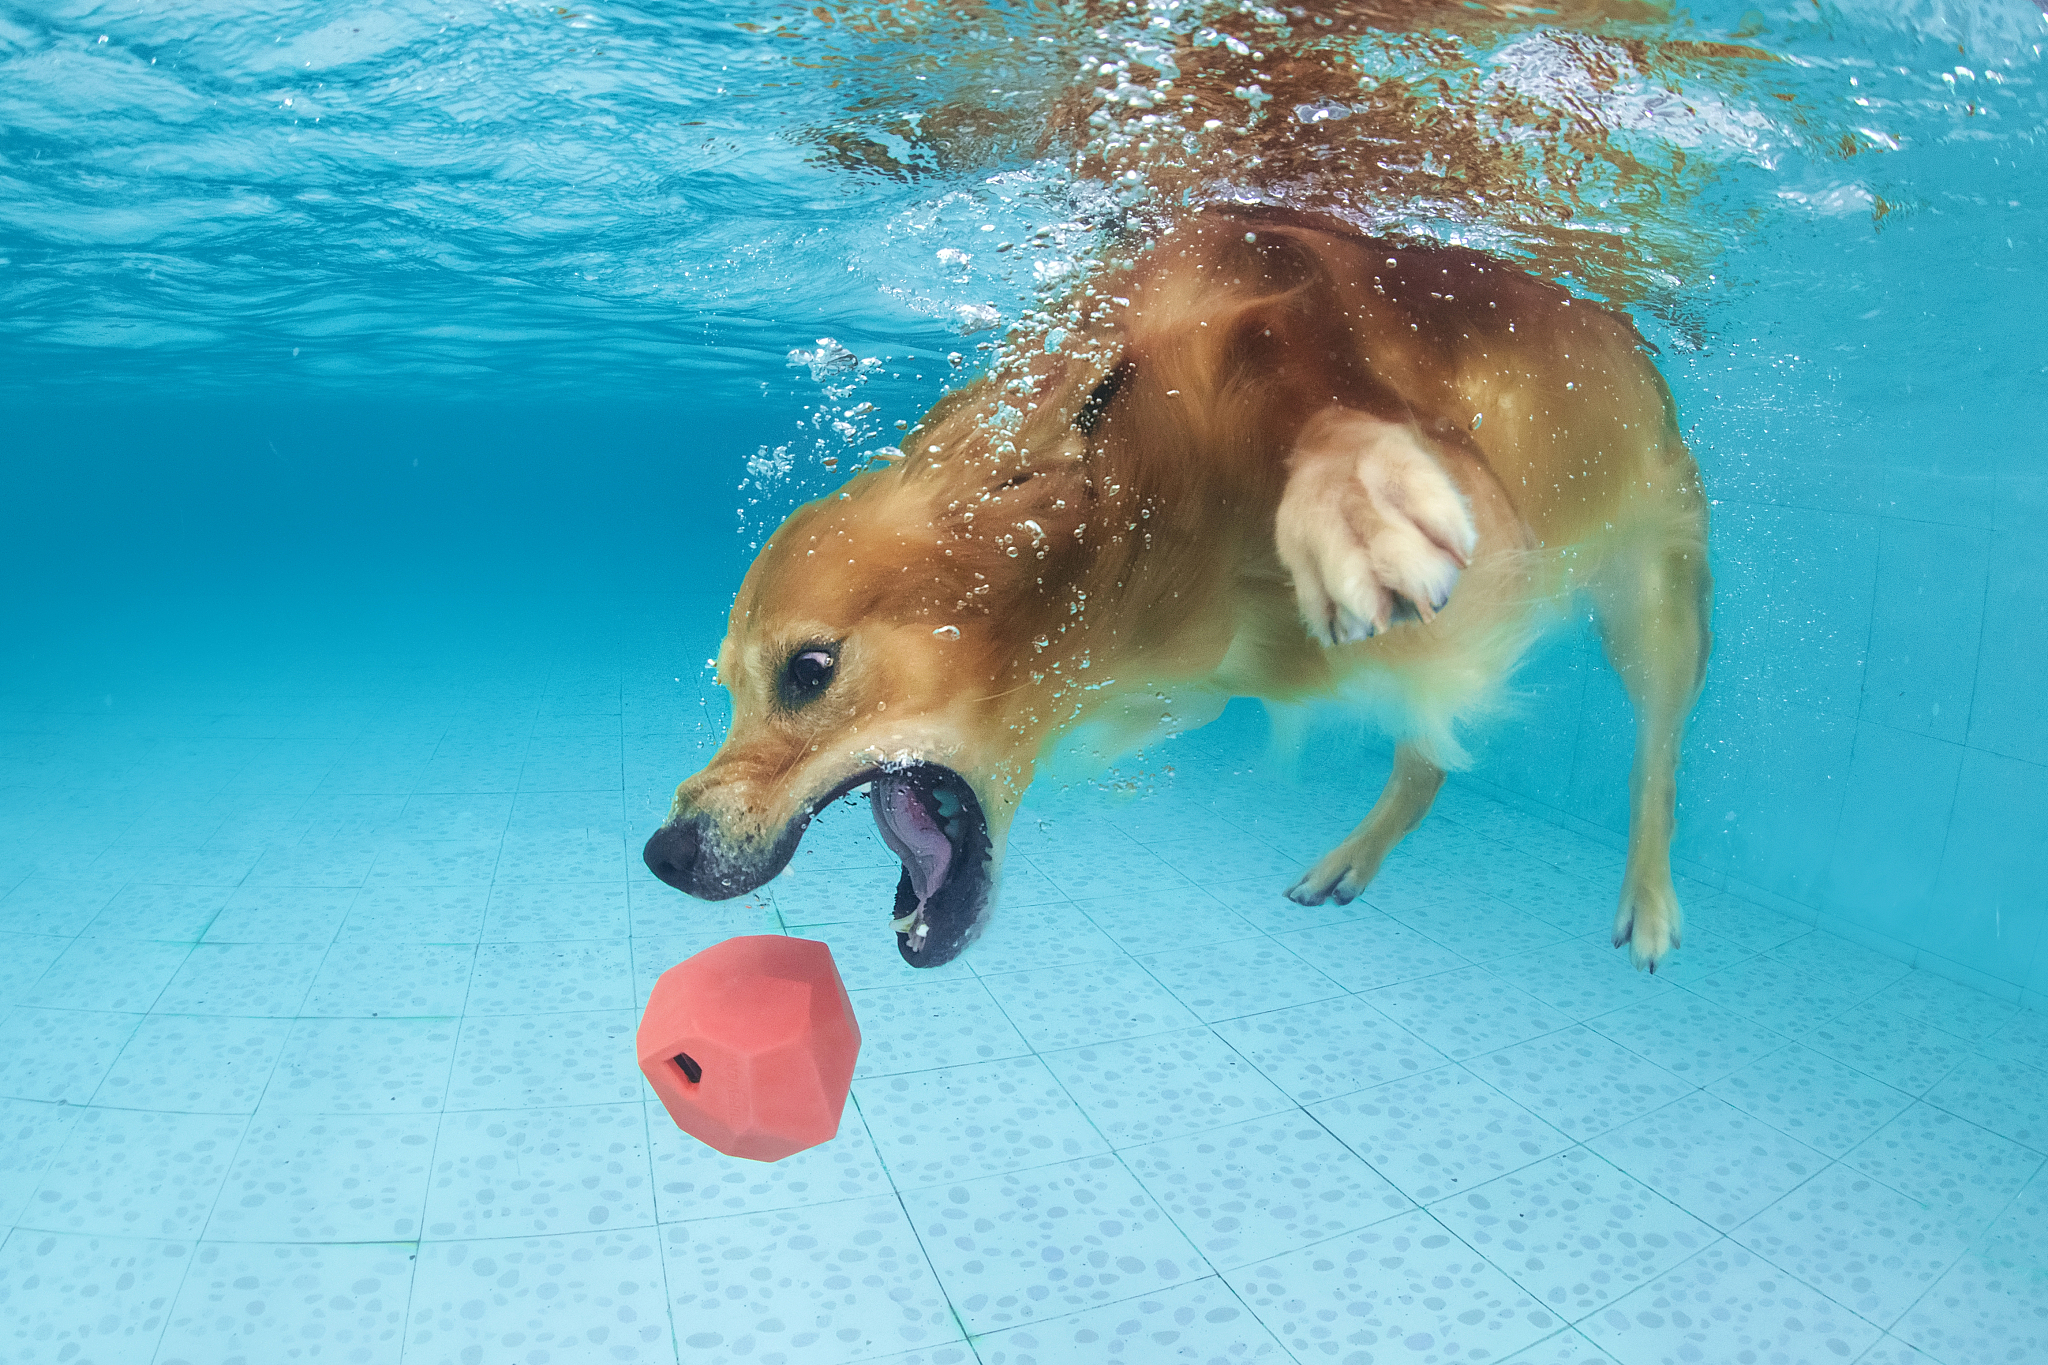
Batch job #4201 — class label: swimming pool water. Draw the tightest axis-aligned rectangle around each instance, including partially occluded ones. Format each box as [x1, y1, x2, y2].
[4, 0, 2047, 1361]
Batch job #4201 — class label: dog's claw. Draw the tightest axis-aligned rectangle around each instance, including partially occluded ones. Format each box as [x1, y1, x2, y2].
[1613, 874, 1682, 971]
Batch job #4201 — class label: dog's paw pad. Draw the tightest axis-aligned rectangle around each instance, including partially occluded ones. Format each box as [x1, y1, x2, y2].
[1276, 414, 1477, 645]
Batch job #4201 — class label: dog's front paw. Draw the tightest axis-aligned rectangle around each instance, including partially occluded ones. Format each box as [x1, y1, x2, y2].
[1613, 874, 1683, 972]
[1275, 412, 1478, 645]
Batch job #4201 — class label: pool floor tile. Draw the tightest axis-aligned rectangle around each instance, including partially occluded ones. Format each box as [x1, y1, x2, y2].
[21, 938, 190, 1014]
[0, 876, 126, 937]
[849, 977, 1033, 1079]
[446, 1010, 641, 1111]
[1730, 1163, 1971, 1329]
[1076, 890, 1264, 957]
[1213, 992, 1450, 1104]
[970, 1274, 1289, 1364]
[0, 1098, 81, 1226]
[1482, 937, 1669, 1021]
[1583, 988, 1790, 1085]
[0, 1007, 145, 1105]
[1842, 1101, 2046, 1237]
[899, 1154, 1205, 1336]
[208, 1111, 436, 1242]
[1268, 913, 1471, 993]
[465, 939, 634, 1015]
[23, 1106, 246, 1240]
[201, 886, 353, 945]
[978, 959, 1201, 1052]
[854, 1055, 1107, 1189]
[965, 900, 1128, 977]
[666, 1198, 962, 1361]
[1893, 1167, 2048, 1363]
[425, 1102, 654, 1239]
[1921, 1051, 2048, 1150]
[1123, 1113, 1412, 1269]
[1870, 970, 2022, 1043]
[1362, 966, 1575, 1061]
[1310, 1065, 1573, 1203]
[1042, 1027, 1293, 1149]
[90, 1013, 292, 1114]
[408, 1227, 675, 1365]
[1805, 999, 1973, 1097]
[81, 883, 232, 942]
[1705, 1042, 1916, 1159]
[0, 1230, 192, 1365]
[482, 881, 630, 942]
[150, 943, 325, 1018]
[1587, 1091, 1825, 1233]
[1976, 1006, 2048, 1073]
[300, 941, 476, 1018]
[649, 1099, 889, 1222]
[1498, 1327, 1624, 1363]
[155, 1240, 412, 1365]
[1230, 1210, 1559, 1364]
[1580, 1239, 1881, 1364]
[1468, 1027, 1693, 1144]
[341, 885, 490, 943]
[1431, 1146, 1716, 1323]
[785, 921, 977, 992]
[1135, 938, 1346, 1023]
[260, 1017, 460, 1115]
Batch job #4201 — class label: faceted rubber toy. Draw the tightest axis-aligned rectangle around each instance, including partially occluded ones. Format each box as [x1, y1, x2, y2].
[637, 935, 862, 1162]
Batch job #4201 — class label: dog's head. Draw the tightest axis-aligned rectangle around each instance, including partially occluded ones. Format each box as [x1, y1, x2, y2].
[643, 371, 1114, 966]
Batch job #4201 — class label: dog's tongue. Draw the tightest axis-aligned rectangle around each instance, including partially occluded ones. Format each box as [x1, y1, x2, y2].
[872, 777, 952, 905]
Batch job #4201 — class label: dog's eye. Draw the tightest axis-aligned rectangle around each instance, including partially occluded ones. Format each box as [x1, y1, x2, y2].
[779, 647, 837, 708]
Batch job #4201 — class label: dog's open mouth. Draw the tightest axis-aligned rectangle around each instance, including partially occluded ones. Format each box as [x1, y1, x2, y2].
[868, 762, 993, 967]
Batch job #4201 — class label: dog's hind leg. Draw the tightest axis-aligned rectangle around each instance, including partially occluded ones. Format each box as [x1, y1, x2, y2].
[1589, 519, 1713, 971]
[1287, 741, 1444, 904]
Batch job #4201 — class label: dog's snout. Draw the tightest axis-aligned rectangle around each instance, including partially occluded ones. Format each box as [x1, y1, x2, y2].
[643, 817, 705, 892]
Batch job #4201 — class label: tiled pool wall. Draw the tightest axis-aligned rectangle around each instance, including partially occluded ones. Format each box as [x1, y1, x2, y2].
[1454, 431, 2048, 1007]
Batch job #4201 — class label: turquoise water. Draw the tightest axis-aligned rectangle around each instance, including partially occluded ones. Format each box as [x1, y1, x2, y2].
[3, 2, 2046, 1362]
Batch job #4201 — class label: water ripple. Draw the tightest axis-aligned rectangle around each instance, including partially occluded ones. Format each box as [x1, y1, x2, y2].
[0, 0, 2041, 400]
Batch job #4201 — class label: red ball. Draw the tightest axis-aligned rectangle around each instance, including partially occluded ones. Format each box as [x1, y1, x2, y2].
[636, 935, 862, 1162]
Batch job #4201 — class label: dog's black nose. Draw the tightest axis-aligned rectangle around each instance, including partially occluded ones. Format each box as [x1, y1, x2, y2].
[643, 818, 705, 892]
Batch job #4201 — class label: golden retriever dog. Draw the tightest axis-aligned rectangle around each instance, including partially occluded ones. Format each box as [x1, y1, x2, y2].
[643, 205, 1710, 972]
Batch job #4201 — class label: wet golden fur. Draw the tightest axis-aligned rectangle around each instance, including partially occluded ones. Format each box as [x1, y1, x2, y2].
[662, 207, 1710, 968]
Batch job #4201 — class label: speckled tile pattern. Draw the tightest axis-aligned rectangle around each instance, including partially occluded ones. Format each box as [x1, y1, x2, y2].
[902, 1154, 1206, 1334]
[970, 1274, 1289, 1364]
[1121, 1114, 1412, 1269]
[2, 656, 2044, 1365]
[1581, 1237, 1885, 1361]
[1231, 1210, 1560, 1361]
[156, 1241, 412, 1365]
[1308, 1063, 1574, 1203]
[1430, 1146, 1715, 1321]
